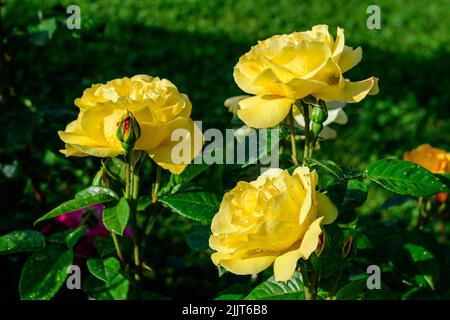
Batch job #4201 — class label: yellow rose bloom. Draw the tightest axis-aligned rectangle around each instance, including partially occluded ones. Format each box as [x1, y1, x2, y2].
[58, 75, 203, 174]
[209, 167, 337, 281]
[403, 144, 450, 174]
[233, 25, 379, 128]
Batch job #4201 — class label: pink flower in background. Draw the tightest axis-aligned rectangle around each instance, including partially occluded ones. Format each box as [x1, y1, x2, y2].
[42, 203, 132, 264]
[55, 203, 132, 238]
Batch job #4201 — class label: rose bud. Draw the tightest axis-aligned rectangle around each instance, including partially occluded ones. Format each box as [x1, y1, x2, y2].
[116, 110, 141, 153]
[311, 103, 328, 138]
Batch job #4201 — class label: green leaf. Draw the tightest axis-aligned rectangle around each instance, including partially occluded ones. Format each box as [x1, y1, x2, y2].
[402, 286, 440, 300]
[160, 190, 220, 223]
[306, 159, 344, 180]
[47, 226, 86, 248]
[102, 158, 126, 182]
[94, 237, 117, 257]
[84, 273, 129, 300]
[185, 226, 210, 250]
[336, 180, 368, 224]
[404, 243, 434, 262]
[161, 163, 210, 198]
[218, 265, 227, 277]
[173, 163, 209, 186]
[245, 272, 304, 300]
[341, 180, 368, 210]
[335, 279, 367, 300]
[0, 230, 45, 255]
[28, 18, 57, 46]
[87, 257, 121, 286]
[75, 186, 119, 199]
[404, 243, 439, 288]
[364, 159, 447, 197]
[436, 173, 450, 189]
[19, 246, 73, 300]
[137, 195, 152, 211]
[35, 186, 118, 224]
[103, 198, 130, 235]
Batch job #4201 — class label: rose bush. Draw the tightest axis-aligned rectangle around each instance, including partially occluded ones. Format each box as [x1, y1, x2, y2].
[1, 14, 448, 302]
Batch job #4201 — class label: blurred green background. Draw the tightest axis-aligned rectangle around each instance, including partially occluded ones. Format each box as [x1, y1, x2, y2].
[0, 0, 449, 299]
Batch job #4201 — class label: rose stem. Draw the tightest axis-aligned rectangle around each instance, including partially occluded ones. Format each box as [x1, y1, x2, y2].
[300, 265, 312, 300]
[301, 102, 311, 164]
[111, 232, 126, 265]
[288, 105, 299, 166]
[125, 155, 143, 298]
[152, 166, 162, 203]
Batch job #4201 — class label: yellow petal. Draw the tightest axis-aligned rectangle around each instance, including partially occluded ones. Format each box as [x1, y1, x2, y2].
[59, 144, 88, 157]
[294, 167, 318, 225]
[314, 77, 379, 103]
[135, 122, 169, 150]
[251, 68, 326, 99]
[237, 95, 294, 128]
[317, 193, 338, 224]
[252, 68, 291, 96]
[80, 106, 114, 145]
[333, 27, 345, 59]
[273, 249, 302, 281]
[284, 78, 326, 99]
[58, 131, 101, 147]
[279, 41, 332, 77]
[233, 62, 268, 95]
[209, 235, 234, 254]
[235, 221, 302, 254]
[299, 216, 324, 259]
[310, 25, 334, 50]
[305, 57, 342, 85]
[224, 95, 250, 114]
[273, 216, 324, 282]
[339, 46, 362, 73]
[148, 118, 203, 174]
[251, 168, 284, 187]
[216, 254, 276, 275]
[67, 144, 123, 158]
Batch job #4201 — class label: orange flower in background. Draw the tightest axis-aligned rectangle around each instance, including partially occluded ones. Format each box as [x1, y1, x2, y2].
[404, 144, 450, 203]
[403, 144, 450, 174]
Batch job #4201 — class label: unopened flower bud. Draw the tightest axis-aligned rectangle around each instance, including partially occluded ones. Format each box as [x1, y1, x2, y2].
[311, 103, 328, 137]
[315, 232, 326, 257]
[311, 104, 328, 124]
[116, 110, 141, 153]
[342, 235, 353, 259]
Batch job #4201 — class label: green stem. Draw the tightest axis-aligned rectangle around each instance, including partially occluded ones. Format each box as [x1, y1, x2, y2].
[327, 268, 343, 300]
[125, 155, 142, 297]
[111, 232, 125, 265]
[301, 102, 311, 165]
[288, 105, 299, 166]
[310, 271, 318, 300]
[417, 197, 427, 228]
[300, 266, 312, 300]
[152, 166, 162, 203]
